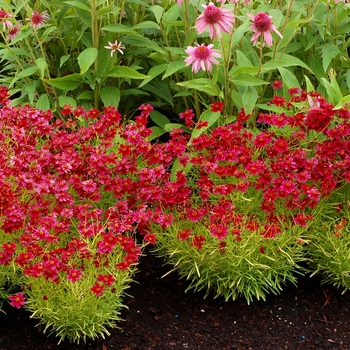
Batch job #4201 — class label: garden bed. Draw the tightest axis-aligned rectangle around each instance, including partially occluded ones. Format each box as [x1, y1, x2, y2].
[0, 249, 349, 350]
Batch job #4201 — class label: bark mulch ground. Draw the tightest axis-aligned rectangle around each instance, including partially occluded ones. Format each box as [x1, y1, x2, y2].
[0, 249, 349, 350]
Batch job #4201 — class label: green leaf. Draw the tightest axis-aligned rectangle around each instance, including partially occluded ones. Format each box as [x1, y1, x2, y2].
[190, 110, 220, 141]
[120, 89, 149, 96]
[35, 58, 47, 78]
[242, 87, 258, 114]
[106, 66, 149, 79]
[60, 54, 71, 68]
[78, 48, 98, 74]
[236, 50, 253, 67]
[150, 5, 164, 24]
[139, 64, 167, 88]
[163, 60, 186, 79]
[77, 91, 94, 100]
[132, 21, 160, 31]
[36, 94, 50, 111]
[58, 95, 77, 108]
[100, 86, 120, 108]
[277, 67, 300, 89]
[230, 73, 269, 87]
[150, 110, 171, 127]
[320, 77, 342, 105]
[321, 43, 339, 73]
[333, 94, 350, 110]
[303, 75, 315, 92]
[63, 1, 90, 11]
[164, 123, 186, 132]
[24, 81, 38, 104]
[16, 66, 39, 79]
[262, 56, 312, 73]
[123, 35, 163, 54]
[102, 24, 138, 35]
[177, 78, 220, 96]
[149, 126, 166, 141]
[44, 74, 84, 91]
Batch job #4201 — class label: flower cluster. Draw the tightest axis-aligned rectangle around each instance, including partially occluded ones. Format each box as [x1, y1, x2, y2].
[146, 89, 350, 302]
[185, 2, 283, 74]
[0, 88, 188, 309]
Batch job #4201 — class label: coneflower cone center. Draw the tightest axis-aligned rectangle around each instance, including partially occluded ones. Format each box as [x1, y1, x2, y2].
[203, 6, 223, 24]
[194, 46, 211, 59]
[254, 13, 272, 32]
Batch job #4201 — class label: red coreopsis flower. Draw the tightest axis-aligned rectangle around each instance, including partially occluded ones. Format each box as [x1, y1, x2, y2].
[144, 233, 157, 244]
[271, 80, 283, 90]
[195, 120, 209, 130]
[67, 268, 83, 283]
[139, 104, 153, 117]
[179, 109, 195, 127]
[294, 213, 313, 227]
[60, 104, 73, 116]
[97, 274, 115, 286]
[177, 229, 192, 241]
[210, 223, 228, 240]
[191, 235, 206, 250]
[9, 293, 26, 309]
[270, 95, 286, 107]
[210, 101, 225, 112]
[91, 282, 105, 296]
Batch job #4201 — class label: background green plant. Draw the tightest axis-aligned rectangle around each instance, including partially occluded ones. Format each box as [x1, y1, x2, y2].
[0, 0, 349, 120]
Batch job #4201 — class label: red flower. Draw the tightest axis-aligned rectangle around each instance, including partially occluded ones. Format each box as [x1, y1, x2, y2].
[67, 269, 83, 283]
[271, 80, 283, 90]
[97, 274, 115, 286]
[177, 229, 191, 241]
[191, 235, 206, 250]
[210, 101, 224, 112]
[144, 233, 157, 244]
[270, 95, 286, 107]
[9, 293, 26, 309]
[90, 283, 105, 296]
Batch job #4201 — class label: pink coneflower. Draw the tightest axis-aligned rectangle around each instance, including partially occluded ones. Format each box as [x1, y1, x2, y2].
[104, 40, 125, 57]
[196, 2, 235, 38]
[28, 11, 49, 27]
[247, 12, 283, 47]
[7, 24, 20, 41]
[185, 43, 221, 73]
[0, 10, 13, 29]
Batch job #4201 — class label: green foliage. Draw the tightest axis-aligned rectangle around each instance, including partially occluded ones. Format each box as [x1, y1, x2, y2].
[0, 0, 348, 120]
[153, 220, 307, 304]
[306, 184, 350, 292]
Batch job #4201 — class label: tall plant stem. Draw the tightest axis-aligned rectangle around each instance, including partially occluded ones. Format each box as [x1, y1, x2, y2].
[91, 0, 99, 110]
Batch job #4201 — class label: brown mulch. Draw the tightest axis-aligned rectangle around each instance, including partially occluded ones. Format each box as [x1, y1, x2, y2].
[0, 249, 349, 350]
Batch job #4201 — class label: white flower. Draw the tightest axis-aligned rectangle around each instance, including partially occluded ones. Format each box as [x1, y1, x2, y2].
[104, 40, 125, 57]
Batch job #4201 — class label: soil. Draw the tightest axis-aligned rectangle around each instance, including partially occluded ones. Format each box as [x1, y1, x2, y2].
[0, 249, 350, 350]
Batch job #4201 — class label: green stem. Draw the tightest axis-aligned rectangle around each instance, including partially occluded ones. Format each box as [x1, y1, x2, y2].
[91, 0, 99, 110]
